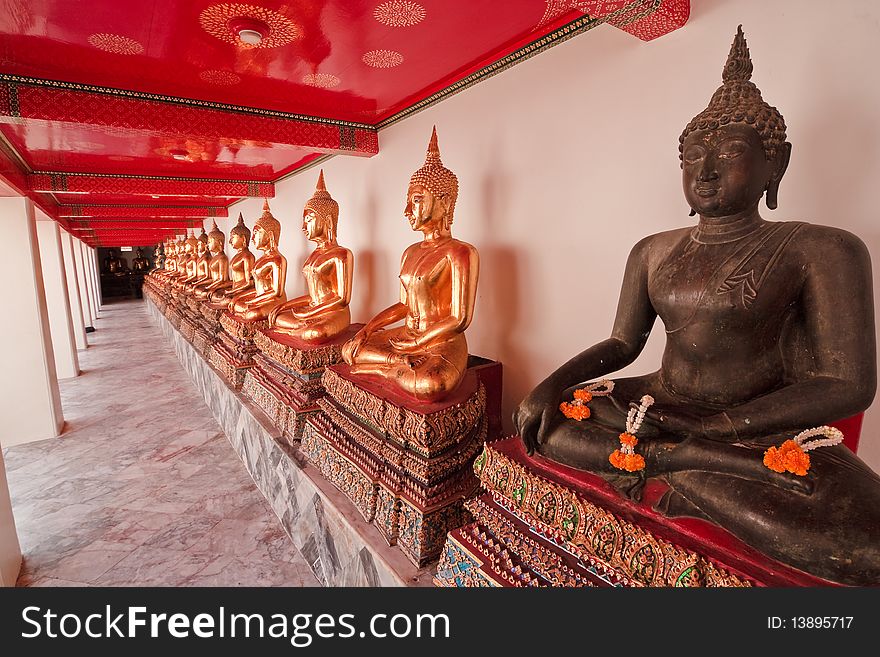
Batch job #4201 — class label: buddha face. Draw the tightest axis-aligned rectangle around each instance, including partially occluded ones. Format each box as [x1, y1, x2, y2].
[405, 183, 447, 233]
[197, 241, 207, 256]
[208, 236, 222, 253]
[184, 242, 194, 255]
[252, 224, 269, 250]
[302, 209, 326, 242]
[229, 232, 245, 250]
[682, 123, 782, 218]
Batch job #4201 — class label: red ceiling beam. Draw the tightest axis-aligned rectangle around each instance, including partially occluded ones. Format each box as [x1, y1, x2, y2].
[58, 205, 229, 218]
[28, 172, 272, 199]
[71, 219, 198, 231]
[0, 77, 379, 157]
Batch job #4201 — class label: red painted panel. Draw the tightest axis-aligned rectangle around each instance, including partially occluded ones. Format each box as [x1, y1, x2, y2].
[28, 173, 274, 198]
[58, 205, 229, 218]
[52, 192, 235, 206]
[0, 122, 318, 179]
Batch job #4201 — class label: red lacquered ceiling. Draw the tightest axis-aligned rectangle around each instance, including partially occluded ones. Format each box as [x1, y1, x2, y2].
[0, 1, 689, 245]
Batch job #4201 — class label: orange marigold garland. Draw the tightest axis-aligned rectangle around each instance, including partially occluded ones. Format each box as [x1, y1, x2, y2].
[763, 426, 843, 476]
[559, 379, 614, 421]
[609, 395, 654, 473]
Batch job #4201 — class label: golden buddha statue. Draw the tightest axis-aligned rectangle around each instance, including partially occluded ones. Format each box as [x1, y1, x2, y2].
[268, 170, 354, 343]
[185, 228, 212, 291]
[209, 214, 255, 306]
[514, 27, 880, 585]
[149, 241, 169, 279]
[195, 221, 230, 300]
[342, 127, 479, 401]
[173, 231, 199, 288]
[167, 236, 185, 279]
[164, 239, 181, 278]
[228, 201, 287, 321]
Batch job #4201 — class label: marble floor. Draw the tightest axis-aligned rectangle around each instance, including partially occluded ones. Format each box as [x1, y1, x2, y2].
[3, 298, 319, 587]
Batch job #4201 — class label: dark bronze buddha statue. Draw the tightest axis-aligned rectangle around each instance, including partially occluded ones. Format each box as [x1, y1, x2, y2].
[102, 249, 128, 275]
[132, 247, 151, 272]
[514, 27, 880, 585]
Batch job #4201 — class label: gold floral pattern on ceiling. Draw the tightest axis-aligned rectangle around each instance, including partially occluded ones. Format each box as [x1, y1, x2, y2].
[87, 33, 145, 55]
[373, 1, 426, 27]
[199, 3, 301, 49]
[302, 73, 341, 89]
[362, 49, 404, 68]
[199, 70, 241, 86]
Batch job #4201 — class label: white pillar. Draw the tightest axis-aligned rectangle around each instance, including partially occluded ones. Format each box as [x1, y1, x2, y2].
[60, 231, 88, 351]
[85, 246, 100, 318]
[36, 218, 80, 379]
[74, 240, 95, 330]
[89, 247, 103, 312]
[0, 449, 21, 587]
[0, 197, 64, 445]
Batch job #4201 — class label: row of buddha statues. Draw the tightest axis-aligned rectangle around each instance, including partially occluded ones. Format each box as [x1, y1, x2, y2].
[148, 27, 880, 585]
[151, 126, 475, 402]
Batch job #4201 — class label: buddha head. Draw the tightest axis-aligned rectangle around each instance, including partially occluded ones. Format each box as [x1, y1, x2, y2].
[229, 213, 251, 250]
[252, 200, 281, 251]
[208, 220, 225, 253]
[406, 126, 459, 234]
[184, 231, 198, 255]
[196, 228, 209, 256]
[302, 170, 339, 244]
[680, 26, 791, 218]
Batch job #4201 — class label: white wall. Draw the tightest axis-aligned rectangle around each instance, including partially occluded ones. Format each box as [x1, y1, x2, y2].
[202, 0, 880, 470]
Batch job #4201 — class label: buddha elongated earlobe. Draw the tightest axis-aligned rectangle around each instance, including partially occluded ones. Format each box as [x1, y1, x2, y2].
[689, 208, 697, 217]
[765, 142, 792, 211]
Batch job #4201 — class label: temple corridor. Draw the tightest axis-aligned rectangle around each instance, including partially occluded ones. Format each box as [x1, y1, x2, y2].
[2, 299, 318, 587]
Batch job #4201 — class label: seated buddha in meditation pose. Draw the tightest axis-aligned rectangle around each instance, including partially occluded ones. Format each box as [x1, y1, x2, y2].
[148, 241, 169, 279]
[209, 214, 255, 306]
[102, 249, 128, 274]
[342, 128, 479, 402]
[514, 27, 880, 585]
[185, 228, 212, 292]
[168, 236, 186, 280]
[195, 221, 230, 300]
[172, 233, 199, 289]
[132, 247, 151, 272]
[268, 171, 354, 343]
[228, 201, 287, 321]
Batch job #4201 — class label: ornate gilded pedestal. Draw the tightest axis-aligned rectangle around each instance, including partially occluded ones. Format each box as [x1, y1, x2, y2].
[210, 312, 268, 389]
[166, 288, 186, 329]
[435, 437, 844, 587]
[193, 304, 224, 359]
[242, 325, 364, 444]
[179, 296, 202, 343]
[302, 358, 502, 567]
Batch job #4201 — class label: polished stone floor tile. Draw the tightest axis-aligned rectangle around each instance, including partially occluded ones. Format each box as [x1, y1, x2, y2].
[3, 298, 318, 587]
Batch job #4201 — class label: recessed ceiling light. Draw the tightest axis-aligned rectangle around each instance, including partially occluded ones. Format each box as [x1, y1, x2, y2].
[237, 29, 263, 45]
[228, 17, 269, 47]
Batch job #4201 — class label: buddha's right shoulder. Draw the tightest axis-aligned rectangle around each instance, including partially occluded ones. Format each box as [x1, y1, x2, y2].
[630, 227, 691, 258]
